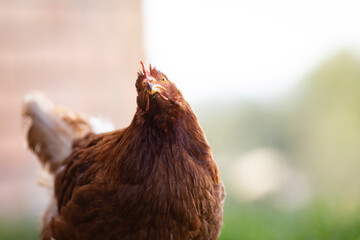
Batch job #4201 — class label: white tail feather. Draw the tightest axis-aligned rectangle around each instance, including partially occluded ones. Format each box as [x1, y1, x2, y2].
[23, 92, 115, 238]
[23, 92, 93, 173]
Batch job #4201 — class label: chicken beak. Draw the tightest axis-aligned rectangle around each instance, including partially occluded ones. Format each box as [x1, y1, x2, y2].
[146, 81, 164, 96]
[144, 81, 168, 111]
[144, 80, 169, 100]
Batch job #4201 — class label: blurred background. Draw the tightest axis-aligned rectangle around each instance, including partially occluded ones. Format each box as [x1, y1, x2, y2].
[0, 0, 359, 239]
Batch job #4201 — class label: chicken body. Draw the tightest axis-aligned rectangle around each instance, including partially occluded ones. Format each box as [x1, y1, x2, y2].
[24, 63, 225, 240]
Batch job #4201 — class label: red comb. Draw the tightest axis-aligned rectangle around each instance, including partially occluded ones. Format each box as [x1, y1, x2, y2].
[140, 61, 151, 79]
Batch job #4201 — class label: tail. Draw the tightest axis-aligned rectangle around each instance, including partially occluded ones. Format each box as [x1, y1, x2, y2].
[23, 92, 93, 173]
[23, 92, 115, 238]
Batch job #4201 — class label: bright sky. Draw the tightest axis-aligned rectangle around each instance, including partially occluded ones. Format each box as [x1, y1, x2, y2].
[142, 0, 360, 103]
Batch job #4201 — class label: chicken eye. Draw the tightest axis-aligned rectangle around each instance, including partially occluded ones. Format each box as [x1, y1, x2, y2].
[161, 77, 167, 83]
[137, 88, 141, 92]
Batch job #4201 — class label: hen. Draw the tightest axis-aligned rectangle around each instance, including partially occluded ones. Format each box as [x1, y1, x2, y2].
[23, 62, 225, 240]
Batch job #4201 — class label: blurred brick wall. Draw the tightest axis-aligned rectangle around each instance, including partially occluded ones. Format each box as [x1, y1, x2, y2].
[0, 0, 144, 218]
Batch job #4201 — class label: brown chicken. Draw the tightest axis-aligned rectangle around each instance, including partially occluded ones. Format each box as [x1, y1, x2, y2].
[23, 62, 225, 240]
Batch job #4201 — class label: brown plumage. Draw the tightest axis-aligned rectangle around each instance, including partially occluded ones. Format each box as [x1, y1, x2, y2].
[24, 62, 225, 240]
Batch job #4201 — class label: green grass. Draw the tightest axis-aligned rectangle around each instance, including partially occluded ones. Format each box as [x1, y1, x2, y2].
[219, 199, 360, 240]
[1, 200, 360, 240]
[0, 218, 39, 240]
